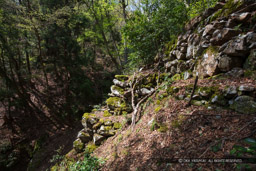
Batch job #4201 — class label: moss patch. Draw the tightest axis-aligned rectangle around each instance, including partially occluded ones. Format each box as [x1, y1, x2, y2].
[85, 143, 98, 153]
[171, 115, 185, 128]
[157, 124, 168, 133]
[155, 106, 162, 113]
[104, 126, 112, 131]
[244, 70, 256, 80]
[210, 0, 242, 21]
[83, 113, 96, 119]
[106, 97, 122, 108]
[73, 139, 84, 153]
[103, 110, 112, 117]
[113, 122, 122, 129]
[111, 85, 124, 95]
[115, 75, 129, 82]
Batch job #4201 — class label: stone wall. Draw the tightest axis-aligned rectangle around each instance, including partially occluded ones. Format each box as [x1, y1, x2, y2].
[164, 0, 256, 78]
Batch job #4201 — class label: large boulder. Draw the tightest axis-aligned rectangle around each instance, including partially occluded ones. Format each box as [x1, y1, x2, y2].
[197, 47, 220, 77]
[218, 55, 243, 72]
[230, 96, 256, 114]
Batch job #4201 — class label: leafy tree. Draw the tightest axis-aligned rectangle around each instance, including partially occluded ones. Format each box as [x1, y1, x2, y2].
[122, 0, 187, 68]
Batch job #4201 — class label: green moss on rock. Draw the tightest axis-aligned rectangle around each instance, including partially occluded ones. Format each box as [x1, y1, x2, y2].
[92, 122, 103, 130]
[115, 75, 129, 82]
[197, 86, 217, 98]
[73, 139, 84, 153]
[155, 106, 162, 113]
[85, 143, 98, 153]
[104, 126, 112, 131]
[106, 97, 124, 109]
[113, 122, 122, 129]
[210, 0, 242, 21]
[210, 93, 227, 106]
[103, 110, 112, 117]
[141, 83, 154, 89]
[143, 73, 157, 85]
[83, 113, 96, 119]
[111, 85, 124, 95]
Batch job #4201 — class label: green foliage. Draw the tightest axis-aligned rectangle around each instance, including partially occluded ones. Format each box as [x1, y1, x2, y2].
[53, 152, 103, 171]
[122, 0, 187, 68]
[188, 0, 218, 19]
[50, 146, 64, 164]
[230, 138, 256, 170]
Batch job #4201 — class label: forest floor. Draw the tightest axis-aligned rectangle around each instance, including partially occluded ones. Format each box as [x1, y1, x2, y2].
[28, 124, 82, 171]
[90, 76, 256, 171]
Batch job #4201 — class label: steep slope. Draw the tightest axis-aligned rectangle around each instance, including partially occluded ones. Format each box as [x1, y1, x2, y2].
[52, 0, 256, 170]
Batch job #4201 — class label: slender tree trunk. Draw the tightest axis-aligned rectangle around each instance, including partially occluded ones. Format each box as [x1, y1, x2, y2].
[34, 28, 49, 88]
[121, 0, 128, 63]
